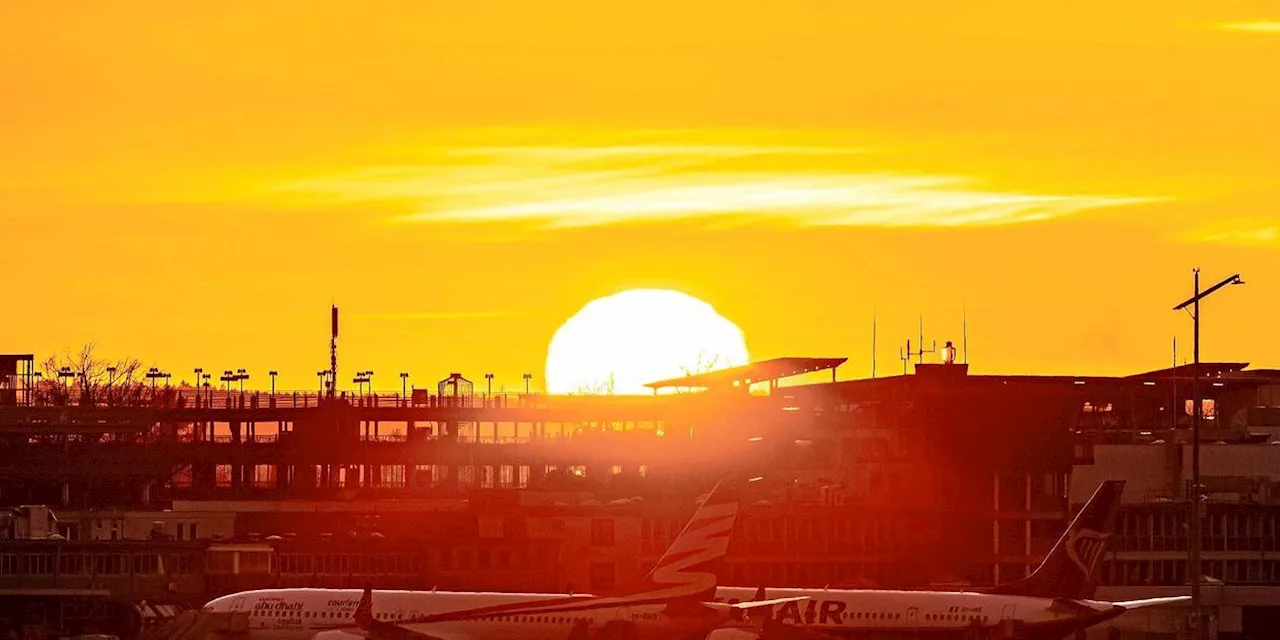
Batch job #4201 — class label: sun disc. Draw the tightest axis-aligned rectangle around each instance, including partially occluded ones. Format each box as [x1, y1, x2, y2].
[545, 289, 749, 395]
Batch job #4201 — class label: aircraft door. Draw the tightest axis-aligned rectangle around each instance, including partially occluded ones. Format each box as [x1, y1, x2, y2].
[906, 607, 919, 628]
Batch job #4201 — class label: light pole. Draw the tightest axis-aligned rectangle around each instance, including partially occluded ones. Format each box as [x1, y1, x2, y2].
[236, 368, 248, 393]
[353, 371, 372, 396]
[400, 372, 409, 404]
[57, 367, 74, 392]
[105, 366, 117, 406]
[317, 370, 328, 395]
[202, 373, 211, 404]
[1173, 269, 1244, 640]
[269, 370, 278, 395]
[485, 373, 494, 398]
[523, 373, 532, 395]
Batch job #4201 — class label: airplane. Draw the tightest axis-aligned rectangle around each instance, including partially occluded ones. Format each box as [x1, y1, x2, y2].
[703, 480, 1192, 640]
[203, 476, 805, 640]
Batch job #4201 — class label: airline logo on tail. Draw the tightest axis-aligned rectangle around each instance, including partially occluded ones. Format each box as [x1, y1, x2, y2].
[637, 494, 739, 601]
[1066, 528, 1111, 580]
[374, 478, 745, 623]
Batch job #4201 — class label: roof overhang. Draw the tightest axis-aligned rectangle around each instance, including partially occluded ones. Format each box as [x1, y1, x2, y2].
[644, 357, 848, 391]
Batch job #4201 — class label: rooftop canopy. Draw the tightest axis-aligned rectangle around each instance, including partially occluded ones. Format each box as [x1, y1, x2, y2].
[1124, 362, 1250, 380]
[644, 357, 848, 391]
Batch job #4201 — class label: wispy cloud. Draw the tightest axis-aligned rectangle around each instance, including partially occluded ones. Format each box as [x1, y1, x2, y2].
[1217, 21, 1280, 33]
[355, 311, 514, 321]
[283, 139, 1157, 230]
[1187, 219, 1280, 246]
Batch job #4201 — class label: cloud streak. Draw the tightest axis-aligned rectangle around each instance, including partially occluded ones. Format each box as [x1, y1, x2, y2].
[355, 311, 514, 321]
[1217, 21, 1280, 33]
[1187, 219, 1280, 246]
[284, 139, 1157, 230]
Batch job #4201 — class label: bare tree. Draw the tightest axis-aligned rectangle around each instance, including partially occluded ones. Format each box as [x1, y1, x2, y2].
[575, 372, 617, 396]
[679, 351, 724, 377]
[36, 343, 148, 406]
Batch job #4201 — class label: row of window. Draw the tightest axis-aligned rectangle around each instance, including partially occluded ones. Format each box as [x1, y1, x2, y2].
[267, 549, 540, 575]
[1114, 511, 1280, 551]
[0, 552, 200, 575]
[1101, 559, 1280, 586]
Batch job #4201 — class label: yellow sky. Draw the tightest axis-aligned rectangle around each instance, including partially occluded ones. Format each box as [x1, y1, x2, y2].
[2, 1, 1278, 391]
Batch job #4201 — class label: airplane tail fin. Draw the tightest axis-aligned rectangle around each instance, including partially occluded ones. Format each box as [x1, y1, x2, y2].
[606, 477, 746, 603]
[987, 480, 1125, 599]
[353, 585, 375, 630]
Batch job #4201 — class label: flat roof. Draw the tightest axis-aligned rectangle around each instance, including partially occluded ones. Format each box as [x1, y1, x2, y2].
[644, 357, 847, 390]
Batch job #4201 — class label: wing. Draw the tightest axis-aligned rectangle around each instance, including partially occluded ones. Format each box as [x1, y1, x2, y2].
[702, 597, 811, 614]
[320, 620, 469, 640]
[1113, 596, 1192, 610]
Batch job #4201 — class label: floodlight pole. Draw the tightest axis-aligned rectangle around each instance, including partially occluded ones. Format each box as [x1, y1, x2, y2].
[1173, 269, 1243, 640]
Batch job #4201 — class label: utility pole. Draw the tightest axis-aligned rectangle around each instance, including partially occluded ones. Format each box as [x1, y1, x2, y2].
[1173, 269, 1244, 640]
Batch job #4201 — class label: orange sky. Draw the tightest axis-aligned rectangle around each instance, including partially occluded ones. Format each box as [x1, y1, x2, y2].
[2, 1, 1278, 391]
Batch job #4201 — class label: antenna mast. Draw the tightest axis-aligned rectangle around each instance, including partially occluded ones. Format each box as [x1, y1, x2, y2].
[916, 315, 936, 364]
[329, 305, 339, 398]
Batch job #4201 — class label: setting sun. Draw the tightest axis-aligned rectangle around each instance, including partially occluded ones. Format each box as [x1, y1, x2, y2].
[544, 289, 749, 395]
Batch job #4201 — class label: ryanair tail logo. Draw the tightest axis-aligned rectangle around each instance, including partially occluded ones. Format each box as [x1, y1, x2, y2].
[1066, 528, 1110, 578]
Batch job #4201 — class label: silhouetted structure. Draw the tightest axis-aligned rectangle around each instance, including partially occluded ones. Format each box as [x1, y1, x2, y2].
[4, 353, 1280, 637]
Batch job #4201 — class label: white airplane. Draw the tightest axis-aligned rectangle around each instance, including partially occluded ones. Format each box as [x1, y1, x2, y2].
[203, 477, 803, 640]
[705, 480, 1190, 640]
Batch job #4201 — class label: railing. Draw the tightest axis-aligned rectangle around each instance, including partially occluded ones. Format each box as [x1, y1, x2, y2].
[198, 432, 545, 445]
[20, 389, 547, 411]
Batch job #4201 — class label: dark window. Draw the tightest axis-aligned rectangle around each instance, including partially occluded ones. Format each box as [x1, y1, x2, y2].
[591, 519, 615, 547]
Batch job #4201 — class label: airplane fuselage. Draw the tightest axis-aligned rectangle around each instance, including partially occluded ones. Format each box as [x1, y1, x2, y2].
[711, 587, 1123, 637]
[205, 586, 1125, 640]
[207, 588, 722, 640]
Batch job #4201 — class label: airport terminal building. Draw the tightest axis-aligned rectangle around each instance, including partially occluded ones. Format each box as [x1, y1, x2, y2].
[3, 351, 1280, 639]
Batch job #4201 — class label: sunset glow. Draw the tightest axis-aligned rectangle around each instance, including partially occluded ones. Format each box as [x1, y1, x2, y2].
[544, 290, 749, 395]
[2, 1, 1277, 387]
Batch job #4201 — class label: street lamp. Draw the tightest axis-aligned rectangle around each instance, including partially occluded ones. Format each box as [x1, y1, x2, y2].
[105, 366, 118, 406]
[221, 370, 234, 392]
[523, 373, 532, 395]
[269, 370, 278, 395]
[1172, 269, 1244, 640]
[400, 372, 409, 403]
[353, 371, 372, 396]
[202, 373, 212, 404]
[317, 370, 328, 395]
[236, 368, 248, 393]
[485, 373, 494, 398]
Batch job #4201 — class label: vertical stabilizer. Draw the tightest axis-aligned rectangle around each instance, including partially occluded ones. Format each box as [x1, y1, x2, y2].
[987, 480, 1125, 599]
